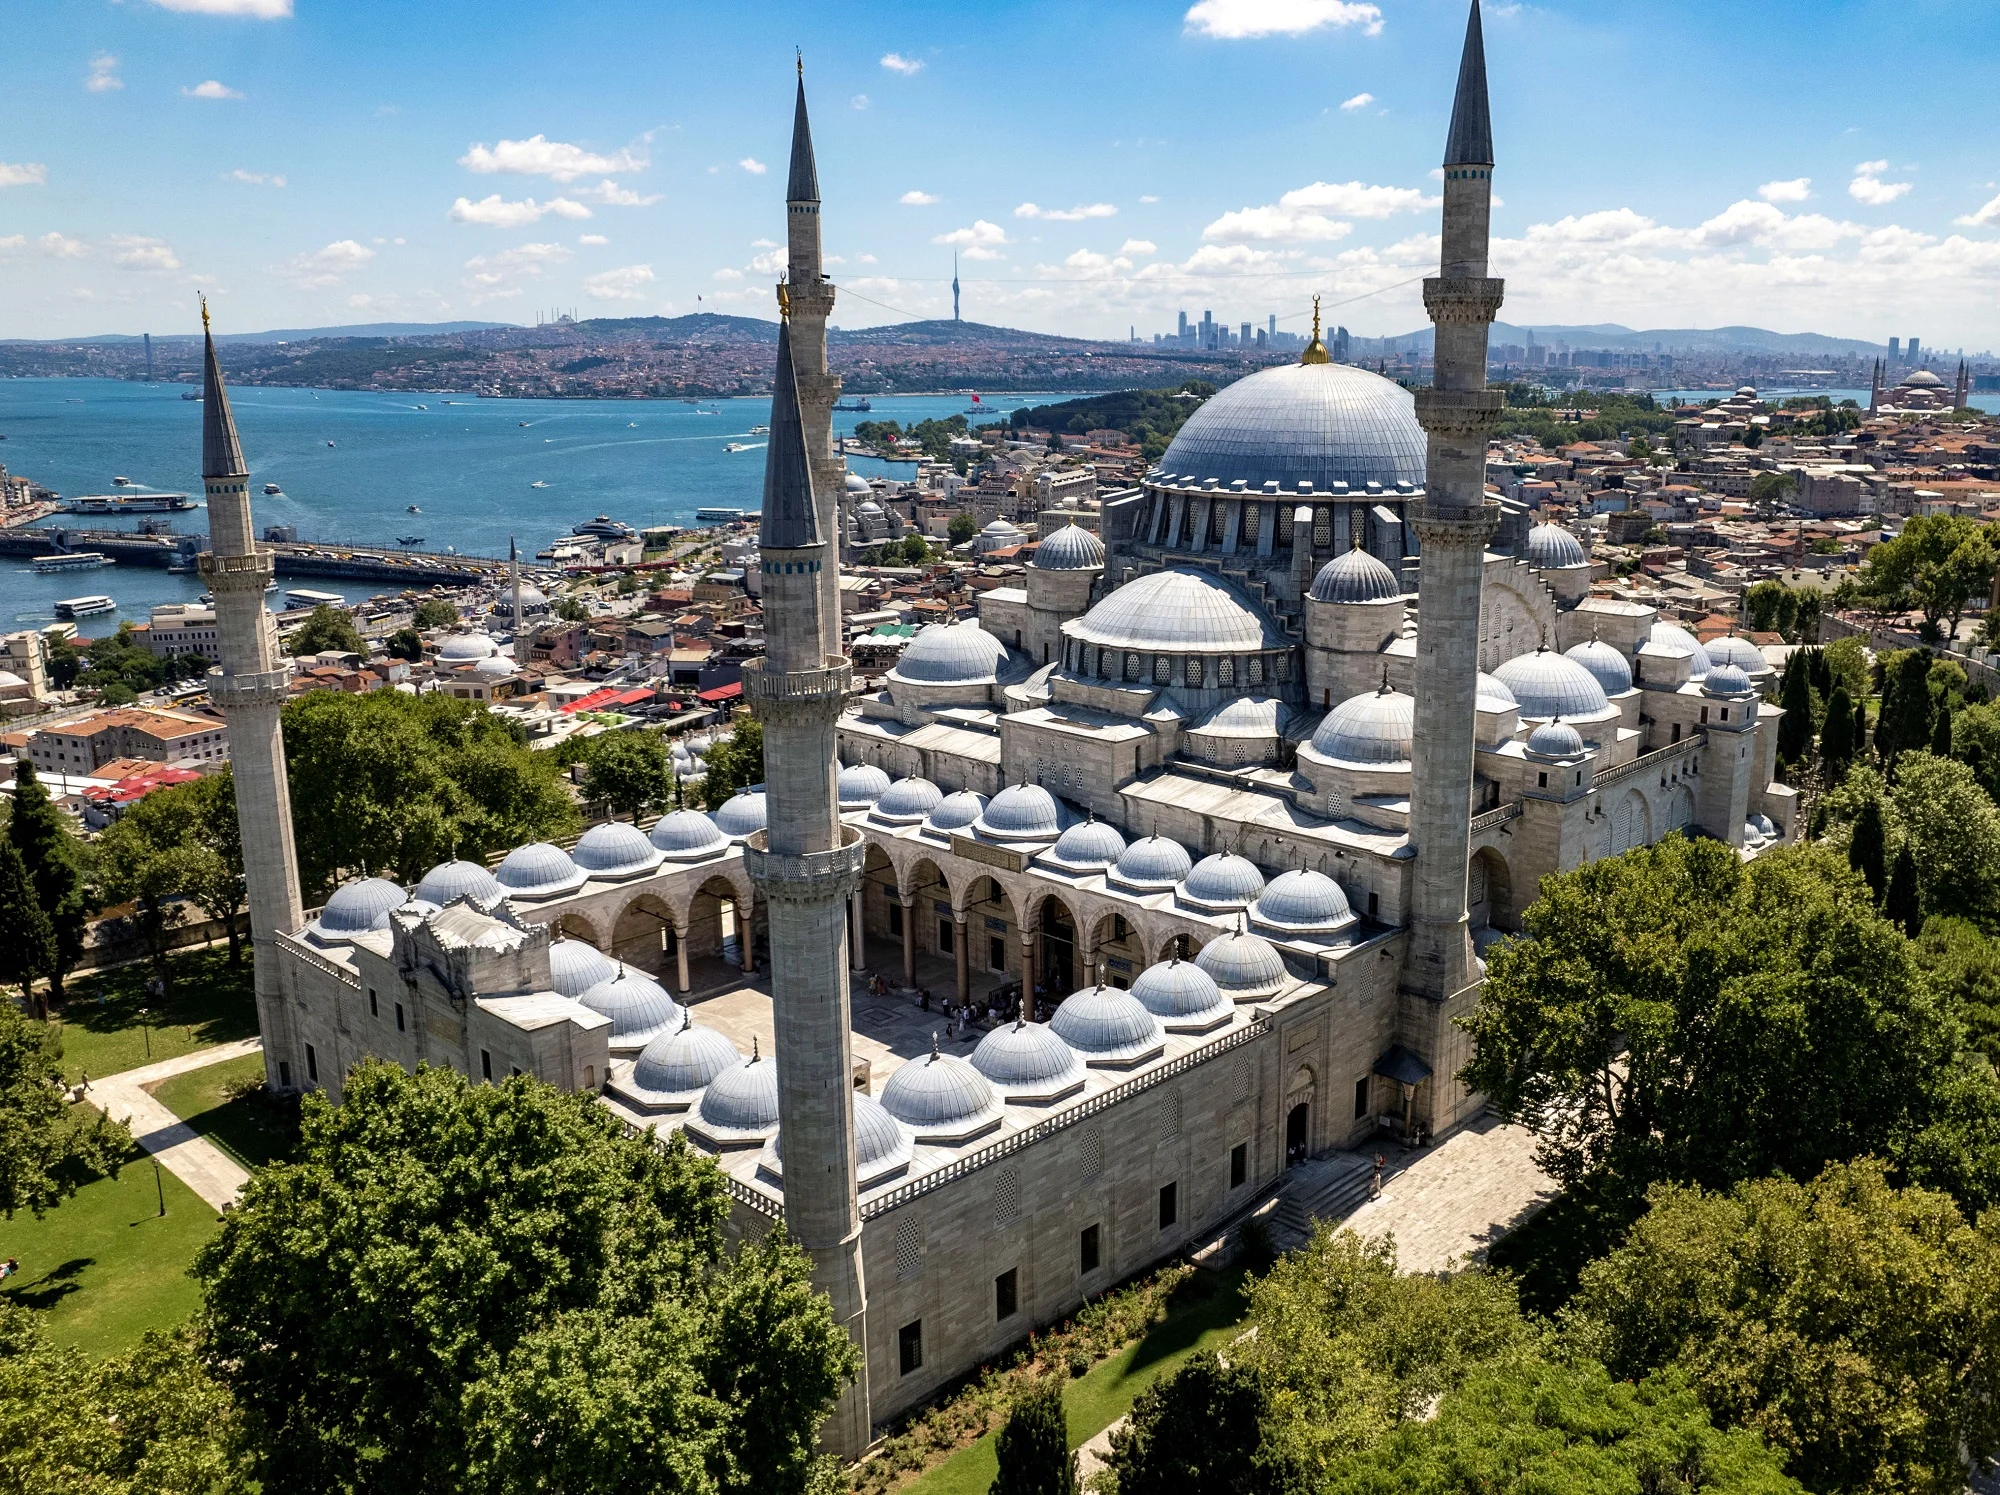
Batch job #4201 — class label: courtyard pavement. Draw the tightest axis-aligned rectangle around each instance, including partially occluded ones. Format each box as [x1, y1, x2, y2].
[83, 1039, 262, 1213]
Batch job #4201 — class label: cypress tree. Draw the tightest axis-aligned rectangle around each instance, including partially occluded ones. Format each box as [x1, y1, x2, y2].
[5, 760, 88, 1018]
[1932, 702, 1956, 758]
[0, 840, 55, 1008]
[1819, 687, 1855, 775]
[1875, 650, 1935, 765]
[1886, 842, 1923, 934]
[1855, 690, 1869, 755]
[1809, 646, 1832, 695]
[1850, 797, 1888, 902]
[991, 1376, 1077, 1495]
[1777, 659, 1816, 769]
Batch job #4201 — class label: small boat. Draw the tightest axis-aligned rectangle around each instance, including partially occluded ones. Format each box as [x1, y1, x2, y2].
[264, 483, 282, 495]
[55, 594, 117, 618]
[326, 440, 336, 447]
[724, 441, 759, 453]
[520, 421, 531, 428]
[833, 398, 872, 413]
[530, 480, 550, 489]
[182, 392, 202, 401]
[407, 504, 421, 513]
[112, 476, 131, 486]
[748, 424, 770, 434]
[628, 422, 638, 428]
[397, 535, 425, 546]
[414, 404, 427, 411]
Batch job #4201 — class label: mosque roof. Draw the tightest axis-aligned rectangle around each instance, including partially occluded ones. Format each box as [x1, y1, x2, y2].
[572, 821, 665, 879]
[1252, 869, 1357, 936]
[548, 939, 616, 999]
[1703, 663, 1755, 697]
[578, 970, 684, 1049]
[1109, 834, 1194, 892]
[698, 1049, 781, 1136]
[200, 316, 246, 479]
[493, 842, 586, 898]
[1065, 567, 1286, 654]
[649, 809, 729, 860]
[1310, 687, 1415, 766]
[837, 761, 893, 808]
[759, 321, 819, 551]
[926, 789, 988, 834]
[414, 859, 502, 906]
[1648, 622, 1712, 678]
[437, 632, 500, 662]
[872, 775, 943, 824]
[1444, 0, 1494, 166]
[970, 1019, 1089, 1102]
[1049, 984, 1165, 1064]
[1033, 521, 1106, 570]
[712, 789, 769, 840]
[1130, 958, 1233, 1032]
[1702, 635, 1766, 674]
[1179, 853, 1266, 911]
[315, 877, 406, 936]
[1492, 649, 1612, 720]
[975, 782, 1066, 841]
[879, 1043, 1004, 1142]
[1525, 719, 1587, 760]
[1157, 361, 1427, 494]
[629, 1020, 741, 1103]
[891, 621, 1011, 684]
[1564, 638, 1633, 696]
[1196, 927, 1289, 999]
[1045, 816, 1127, 871]
[1526, 522, 1588, 569]
[1310, 547, 1403, 604]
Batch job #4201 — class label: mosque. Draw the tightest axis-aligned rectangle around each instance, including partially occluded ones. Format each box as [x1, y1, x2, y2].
[198, 7, 1795, 1457]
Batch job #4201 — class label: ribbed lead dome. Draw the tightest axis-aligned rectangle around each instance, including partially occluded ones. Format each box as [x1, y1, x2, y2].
[436, 632, 499, 663]
[873, 776, 943, 824]
[1493, 649, 1612, 720]
[315, 877, 407, 936]
[579, 970, 684, 1050]
[1526, 719, 1587, 760]
[697, 1050, 781, 1137]
[1526, 522, 1588, 569]
[712, 790, 769, 840]
[1196, 928, 1288, 999]
[1703, 635, 1766, 675]
[649, 809, 728, 860]
[976, 783, 1065, 841]
[1178, 853, 1266, 912]
[548, 939, 616, 999]
[572, 821, 664, 878]
[1703, 663, 1755, 697]
[1033, 521, 1106, 570]
[1310, 548, 1403, 604]
[1046, 817, 1127, 871]
[1649, 622, 1712, 678]
[766, 1092, 914, 1189]
[1252, 869, 1357, 936]
[414, 859, 502, 906]
[1131, 959, 1233, 1032]
[1564, 639, 1634, 696]
[892, 621, 1011, 684]
[970, 1020, 1089, 1102]
[1066, 567, 1285, 654]
[1110, 835, 1194, 892]
[1050, 985, 1165, 1064]
[879, 1045, 1004, 1143]
[1311, 687, 1415, 766]
[837, 762, 893, 808]
[1157, 361, 1427, 492]
[629, 1021, 741, 1103]
[494, 842, 585, 899]
[926, 789, 987, 833]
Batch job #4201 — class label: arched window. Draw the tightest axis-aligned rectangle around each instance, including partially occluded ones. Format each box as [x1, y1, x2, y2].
[1276, 507, 1294, 548]
[1097, 647, 1111, 678]
[1247, 656, 1264, 686]
[1218, 657, 1236, 686]
[1276, 654, 1292, 683]
[1125, 653, 1141, 682]
[1241, 503, 1259, 544]
[1312, 507, 1332, 547]
[1209, 501, 1227, 544]
[1187, 657, 1205, 688]
[1153, 656, 1172, 685]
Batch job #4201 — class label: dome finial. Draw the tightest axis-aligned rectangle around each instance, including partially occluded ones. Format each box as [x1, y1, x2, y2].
[1300, 295, 1330, 365]
[1379, 662, 1391, 694]
[930, 1029, 940, 1060]
[200, 294, 211, 333]
[751, 1035, 761, 1062]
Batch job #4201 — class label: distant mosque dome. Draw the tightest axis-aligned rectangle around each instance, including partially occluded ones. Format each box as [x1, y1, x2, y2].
[493, 842, 585, 899]
[471, 654, 516, 679]
[872, 776, 943, 825]
[976, 783, 1066, 841]
[548, 939, 616, 999]
[712, 789, 769, 841]
[837, 761, 893, 809]
[1130, 958, 1233, 1032]
[1178, 853, 1266, 912]
[972, 518, 1026, 556]
[890, 621, 1012, 685]
[578, 970, 683, 1051]
[1158, 361, 1427, 492]
[844, 470, 873, 494]
[436, 632, 499, 663]
[649, 809, 728, 861]
[879, 1045, 1004, 1143]
[1049, 984, 1165, 1065]
[925, 789, 988, 834]
[1045, 816, 1127, 872]
[1109, 835, 1193, 893]
[970, 1019, 1088, 1102]
[1032, 521, 1106, 571]
[414, 859, 502, 906]
[1564, 638, 1634, 696]
[1310, 547, 1402, 604]
[1252, 869, 1357, 937]
[314, 876, 406, 938]
[1310, 687, 1414, 766]
[1493, 649, 1611, 720]
[1196, 928, 1289, 999]
[1902, 369, 1944, 388]
[1525, 522, 1588, 569]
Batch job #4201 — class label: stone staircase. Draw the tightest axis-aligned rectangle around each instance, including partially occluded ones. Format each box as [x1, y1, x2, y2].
[1267, 1152, 1380, 1252]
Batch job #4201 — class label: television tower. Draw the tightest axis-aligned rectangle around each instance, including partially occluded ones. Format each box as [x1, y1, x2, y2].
[953, 252, 961, 322]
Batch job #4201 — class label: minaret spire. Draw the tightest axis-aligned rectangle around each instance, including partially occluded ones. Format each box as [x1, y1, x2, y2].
[786, 53, 820, 206]
[952, 252, 961, 322]
[1444, 0, 1493, 169]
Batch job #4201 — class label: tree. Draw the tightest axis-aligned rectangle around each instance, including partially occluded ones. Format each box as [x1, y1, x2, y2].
[195, 1062, 855, 1495]
[899, 534, 932, 566]
[1856, 516, 1997, 638]
[948, 514, 978, 546]
[385, 627, 424, 663]
[1949, 700, 2000, 800]
[97, 773, 248, 977]
[97, 819, 218, 997]
[698, 715, 765, 812]
[991, 1376, 1077, 1495]
[1109, 1352, 1302, 1495]
[553, 594, 589, 623]
[1913, 916, 2000, 1067]
[1886, 842, 1923, 933]
[412, 597, 459, 629]
[1818, 685, 1855, 776]
[0, 1002, 129, 1218]
[1775, 658, 1815, 769]
[5, 761, 91, 1017]
[0, 842, 55, 1013]
[1747, 470, 1793, 514]
[1886, 752, 2000, 926]
[1848, 794, 1887, 900]
[286, 604, 365, 658]
[581, 730, 673, 821]
[1875, 648, 1936, 764]
[1567, 1160, 2000, 1495]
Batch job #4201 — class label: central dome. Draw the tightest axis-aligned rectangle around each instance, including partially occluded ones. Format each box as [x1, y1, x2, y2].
[1066, 567, 1285, 654]
[1158, 362, 1427, 493]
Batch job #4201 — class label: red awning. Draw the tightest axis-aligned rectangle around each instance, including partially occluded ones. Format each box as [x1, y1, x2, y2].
[695, 681, 743, 703]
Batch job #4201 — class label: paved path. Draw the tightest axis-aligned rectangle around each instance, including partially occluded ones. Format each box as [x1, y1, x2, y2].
[1326, 1114, 1557, 1272]
[83, 1039, 263, 1213]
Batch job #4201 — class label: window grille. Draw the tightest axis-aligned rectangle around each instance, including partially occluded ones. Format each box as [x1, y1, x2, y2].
[994, 1166, 1023, 1227]
[1080, 1126, 1105, 1179]
[894, 1219, 923, 1280]
[1154, 656, 1172, 685]
[1161, 1093, 1182, 1141]
[1187, 658, 1205, 688]
[1248, 656, 1264, 686]
[1313, 508, 1333, 547]
[1218, 657, 1236, 687]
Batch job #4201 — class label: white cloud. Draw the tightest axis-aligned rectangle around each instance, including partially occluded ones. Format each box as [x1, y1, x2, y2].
[1119, 238, 1157, 255]
[739, 157, 767, 175]
[228, 168, 286, 187]
[458, 134, 645, 182]
[183, 80, 244, 99]
[1958, 192, 2000, 228]
[38, 232, 87, 259]
[1758, 177, 1811, 203]
[461, 241, 569, 300]
[572, 179, 657, 207]
[449, 194, 592, 227]
[1850, 160, 1912, 206]
[900, 189, 941, 206]
[583, 263, 654, 301]
[0, 236, 23, 251]
[1279, 180, 1435, 218]
[1339, 92, 1375, 111]
[279, 238, 374, 287]
[578, 233, 609, 245]
[749, 247, 786, 274]
[1015, 202, 1116, 221]
[851, 94, 870, 110]
[86, 54, 122, 93]
[0, 162, 48, 189]
[1202, 178, 1434, 244]
[1139, 194, 1159, 204]
[712, 267, 743, 281]
[857, 252, 878, 264]
[1203, 205, 1354, 243]
[933, 220, 1010, 260]
[149, 0, 291, 15]
[880, 52, 924, 74]
[1184, 0, 1383, 39]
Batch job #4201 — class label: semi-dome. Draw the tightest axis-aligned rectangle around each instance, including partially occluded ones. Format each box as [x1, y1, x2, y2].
[1194, 696, 1292, 739]
[1045, 816, 1127, 872]
[1703, 663, 1755, 697]
[1033, 521, 1106, 571]
[493, 842, 585, 899]
[649, 808, 728, 860]
[1131, 958, 1233, 1032]
[1110, 835, 1194, 893]
[1065, 567, 1285, 654]
[695, 1047, 780, 1140]
[414, 859, 502, 906]
[837, 762, 893, 809]
[548, 939, 616, 999]
[1565, 638, 1634, 696]
[1493, 649, 1612, 720]
[873, 775, 943, 824]
[1310, 547, 1403, 604]
[1252, 869, 1357, 936]
[1526, 719, 1587, 761]
[627, 1019, 741, 1106]
[579, 970, 683, 1050]
[1178, 853, 1266, 912]
[1702, 635, 1766, 675]
[926, 789, 988, 834]
[315, 876, 407, 936]
[1049, 984, 1166, 1065]
[572, 820, 665, 879]
[1196, 928, 1289, 999]
[436, 631, 499, 663]
[891, 621, 1011, 684]
[1525, 522, 1588, 569]
[1157, 361, 1427, 492]
[1476, 672, 1519, 708]
[879, 1043, 1005, 1143]
[1648, 622, 1712, 678]
[975, 783, 1065, 841]
[970, 1020, 1088, 1103]
[712, 789, 769, 841]
[1310, 687, 1414, 766]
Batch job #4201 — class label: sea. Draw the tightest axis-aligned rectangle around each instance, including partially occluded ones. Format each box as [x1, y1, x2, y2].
[0, 379, 1046, 632]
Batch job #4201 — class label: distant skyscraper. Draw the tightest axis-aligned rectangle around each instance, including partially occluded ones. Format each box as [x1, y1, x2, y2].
[1268, 313, 1277, 339]
[1890, 337, 1901, 360]
[1908, 337, 1921, 366]
[1179, 310, 1189, 338]
[1240, 321, 1252, 349]
[1334, 325, 1352, 363]
[143, 332, 154, 383]
[952, 253, 960, 322]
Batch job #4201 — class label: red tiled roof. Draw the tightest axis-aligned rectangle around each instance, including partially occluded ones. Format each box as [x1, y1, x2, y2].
[696, 681, 742, 703]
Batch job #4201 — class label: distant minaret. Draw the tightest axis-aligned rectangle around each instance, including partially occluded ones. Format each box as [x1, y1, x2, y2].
[195, 301, 306, 1091]
[952, 252, 961, 322]
[742, 314, 872, 1456]
[510, 535, 526, 665]
[783, 56, 847, 651]
[1956, 360, 1971, 412]
[143, 333, 154, 383]
[1869, 358, 1883, 415]
[1406, 0, 1503, 1006]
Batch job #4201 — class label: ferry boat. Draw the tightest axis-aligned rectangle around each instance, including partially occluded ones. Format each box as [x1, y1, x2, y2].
[694, 507, 748, 523]
[571, 516, 637, 541]
[286, 587, 347, 610]
[530, 480, 550, 489]
[748, 423, 770, 434]
[33, 551, 113, 574]
[264, 483, 282, 495]
[59, 491, 196, 515]
[833, 398, 872, 412]
[55, 595, 117, 619]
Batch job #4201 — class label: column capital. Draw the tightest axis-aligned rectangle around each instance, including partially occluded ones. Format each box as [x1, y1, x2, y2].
[1412, 386, 1505, 441]
[1422, 275, 1505, 324]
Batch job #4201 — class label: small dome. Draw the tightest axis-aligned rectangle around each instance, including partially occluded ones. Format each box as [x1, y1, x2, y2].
[1526, 719, 1587, 760]
[1493, 649, 1612, 720]
[837, 762, 893, 809]
[0, 670, 26, 689]
[697, 1049, 781, 1136]
[1194, 696, 1291, 738]
[1049, 985, 1165, 1064]
[873, 776, 943, 824]
[1179, 853, 1265, 912]
[765, 1091, 913, 1188]
[573, 821, 665, 878]
[844, 470, 873, 494]
[1703, 663, 1755, 697]
[1703, 635, 1766, 675]
[683, 733, 714, 759]
[926, 789, 988, 834]
[1252, 869, 1357, 936]
[1046, 816, 1127, 871]
[579, 970, 684, 1049]
[982, 518, 1023, 535]
[970, 1020, 1088, 1102]
[493, 842, 584, 899]
[316, 876, 406, 936]
[712, 789, 769, 840]
[1131, 959, 1233, 1032]
[1110, 835, 1194, 893]
[879, 1045, 1004, 1142]
[1649, 622, 1712, 678]
[548, 939, 616, 999]
[649, 808, 728, 860]
[1066, 566, 1284, 654]
[1526, 522, 1588, 569]
[1196, 929, 1288, 999]
[1564, 639, 1634, 696]
[1476, 672, 1519, 708]
[629, 1021, 741, 1103]
[1310, 688, 1414, 766]
[1033, 521, 1106, 571]
[891, 621, 1011, 685]
[435, 631, 499, 663]
[975, 783, 1066, 841]
[857, 501, 885, 517]
[414, 859, 502, 906]
[1310, 548, 1402, 604]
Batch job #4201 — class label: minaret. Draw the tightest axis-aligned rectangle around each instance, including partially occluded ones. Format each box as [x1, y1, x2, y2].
[1406, 1, 1503, 1005]
[1956, 360, 1971, 412]
[741, 315, 872, 1454]
[1869, 358, 1883, 415]
[952, 252, 961, 322]
[195, 302, 306, 1091]
[784, 57, 846, 653]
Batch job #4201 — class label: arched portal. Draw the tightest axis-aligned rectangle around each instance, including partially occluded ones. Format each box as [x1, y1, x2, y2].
[551, 909, 605, 949]
[1285, 1064, 1316, 1168]
[1468, 848, 1513, 931]
[1038, 896, 1078, 1001]
[611, 893, 677, 977]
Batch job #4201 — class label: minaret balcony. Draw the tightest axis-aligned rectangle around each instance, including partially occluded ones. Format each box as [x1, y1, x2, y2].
[1412, 387, 1505, 441]
[197, 547, 275, 590]
[1422, 277, 1506, 324]
[207, 664, 292, 710]
[741, 824, 867, 904]
[786, 279, 837, 320]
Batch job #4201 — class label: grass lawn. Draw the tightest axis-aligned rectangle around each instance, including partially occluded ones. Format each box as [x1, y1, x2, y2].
[904, 1269, 1253, 1495]
[0, 1154, 222, 1357]
[149, 1051, 299, 1171]
[47, 947, 257, 1084]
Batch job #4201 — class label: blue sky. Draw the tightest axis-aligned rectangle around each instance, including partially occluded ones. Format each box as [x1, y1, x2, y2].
[3, 0, 1998, 348]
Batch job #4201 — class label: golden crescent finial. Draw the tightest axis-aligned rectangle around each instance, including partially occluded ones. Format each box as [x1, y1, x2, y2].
[200, 295, 211, 333]
[797, 49, 803, 78]
[1300, 293, 1330, 365]
[776, 281, 791, 320]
